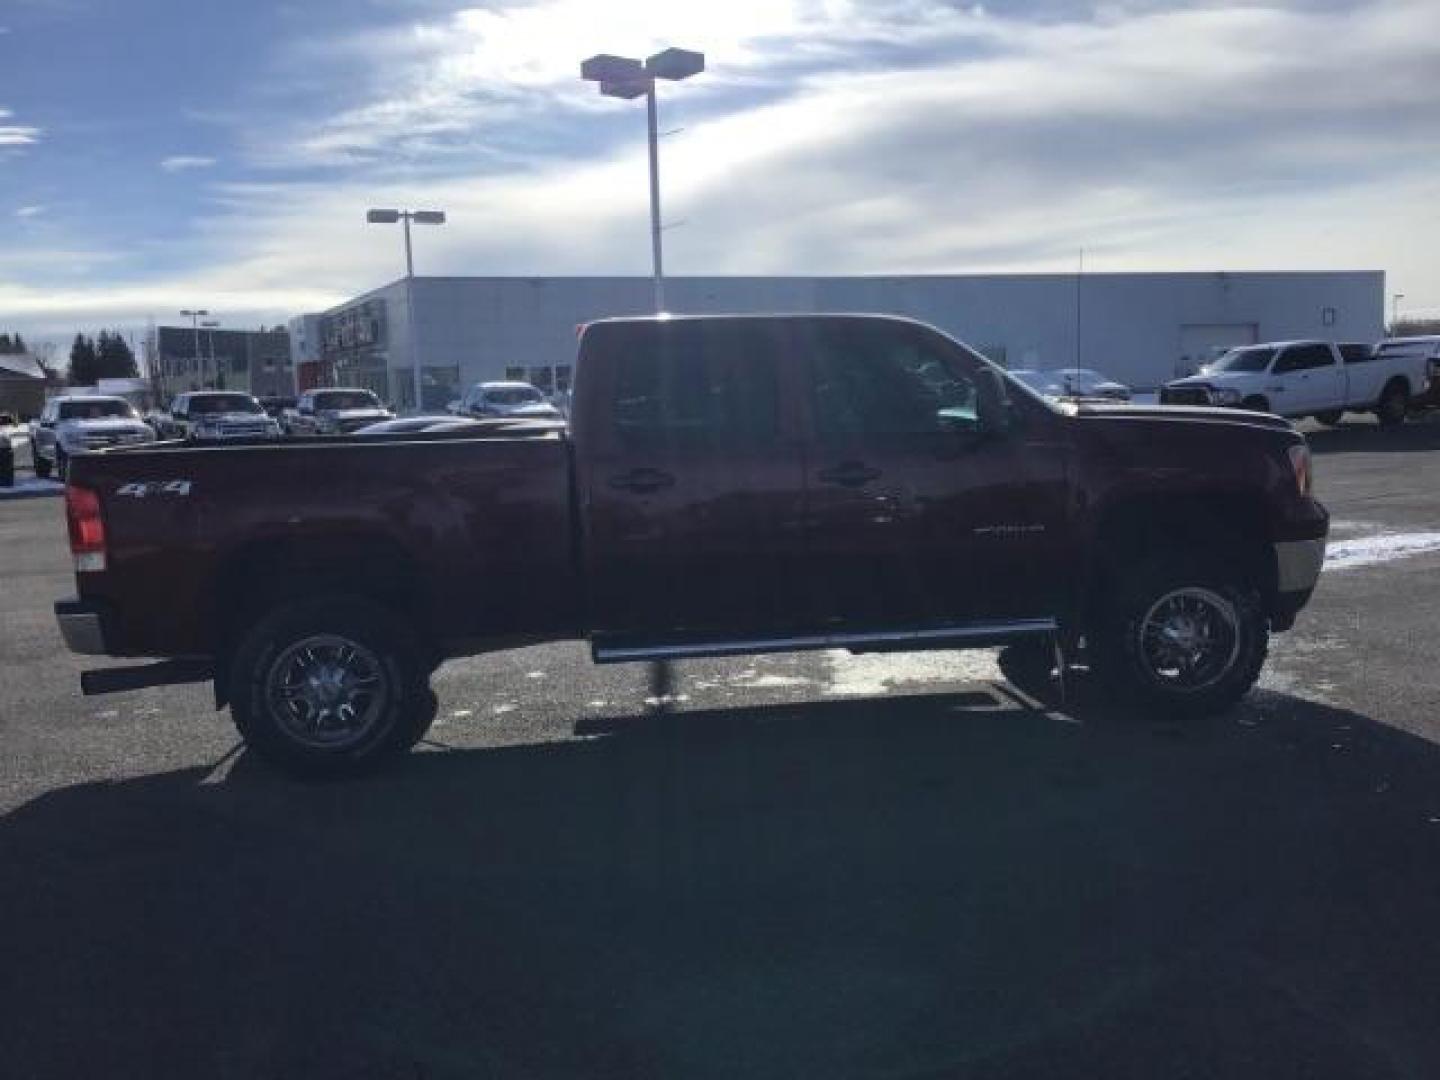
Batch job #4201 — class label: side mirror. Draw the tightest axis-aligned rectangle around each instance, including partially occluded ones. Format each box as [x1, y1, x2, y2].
[974, 367, 1013, 437]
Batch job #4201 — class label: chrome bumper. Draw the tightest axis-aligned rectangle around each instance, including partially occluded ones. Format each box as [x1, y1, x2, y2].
[55, 598, 108, 655]
[1275, 538, 1327, 594]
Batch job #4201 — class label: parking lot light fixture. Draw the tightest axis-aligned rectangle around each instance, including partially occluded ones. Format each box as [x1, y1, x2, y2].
[180, 309, 209, 393]
[581, 46, 705, 313]
[366, 208, 447, 412]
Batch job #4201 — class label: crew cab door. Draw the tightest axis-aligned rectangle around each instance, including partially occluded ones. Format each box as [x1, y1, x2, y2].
[793, 317, 1069, 628]
[1272, 343, 1344, 414]
[578, 319, 807, 647]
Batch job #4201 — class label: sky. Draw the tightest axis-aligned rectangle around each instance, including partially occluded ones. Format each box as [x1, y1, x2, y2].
[2, 0, 1438, 352]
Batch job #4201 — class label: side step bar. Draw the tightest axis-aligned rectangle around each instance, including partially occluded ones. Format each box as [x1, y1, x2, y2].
[81, 659, 214, 696]
[593, 619, 1058, 665]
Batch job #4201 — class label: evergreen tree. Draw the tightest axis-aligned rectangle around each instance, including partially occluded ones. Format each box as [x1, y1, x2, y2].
[95, 330, 139, 378]
[68, 334, 100, 386]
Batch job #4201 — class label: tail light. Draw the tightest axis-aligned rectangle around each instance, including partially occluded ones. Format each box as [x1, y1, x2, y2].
[1288, 443, 1313, 497]
[65, 484, 107, 572]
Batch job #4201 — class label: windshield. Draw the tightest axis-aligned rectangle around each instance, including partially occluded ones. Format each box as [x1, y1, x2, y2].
[58, 398, 135, 420]
[484, 386, 544, 406]
[316, 391, 382, 410]
[188, 394, 262, 415]
[1207, 346, 1276, 373]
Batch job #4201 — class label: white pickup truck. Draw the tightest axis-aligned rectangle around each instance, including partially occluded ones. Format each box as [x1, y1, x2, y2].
[1160, 340, 1430, 427]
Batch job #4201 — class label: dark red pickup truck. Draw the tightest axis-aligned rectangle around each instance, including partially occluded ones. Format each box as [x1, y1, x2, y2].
[57, 314, 1328, 774]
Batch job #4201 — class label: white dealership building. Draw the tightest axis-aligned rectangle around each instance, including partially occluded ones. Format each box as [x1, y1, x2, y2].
[300, 272, 1384, 411]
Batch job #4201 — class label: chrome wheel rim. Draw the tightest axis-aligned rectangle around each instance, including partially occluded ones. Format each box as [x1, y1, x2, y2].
[1137, 587, 1242, 693]
[265, 634, 388, 750]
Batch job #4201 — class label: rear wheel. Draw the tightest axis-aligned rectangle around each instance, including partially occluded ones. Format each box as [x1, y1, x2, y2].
[1090, 555, 1268, 717]
[1315, 410, 1344, 427]
[1376, 382, 1408, 428]
[229, 596, 434, 777]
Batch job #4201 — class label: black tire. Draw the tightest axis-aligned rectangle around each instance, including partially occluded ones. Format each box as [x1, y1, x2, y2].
[1376, 382, 1408, 428]
[32, 444, 51, 479]
[229, 596, 433, 777]
[1241, 396, 1271, 414]
[1089, 554, 1268, 718]
[1315, 410, 1344, 427]
[55, 448, 68, 481]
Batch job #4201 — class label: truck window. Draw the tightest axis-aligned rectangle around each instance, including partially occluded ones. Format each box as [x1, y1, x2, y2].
[610, 322, 779, 445]
[1274, 344, 1334, 374]
[806, 323, 976, 437]
[1339, 343, 1374, 364]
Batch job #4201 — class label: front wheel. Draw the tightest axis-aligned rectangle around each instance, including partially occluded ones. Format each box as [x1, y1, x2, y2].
[229, 596, 434, 777]
[1090, 556, 1268, 717]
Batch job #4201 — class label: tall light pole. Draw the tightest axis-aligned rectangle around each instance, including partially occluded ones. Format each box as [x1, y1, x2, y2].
[581, 47, 705, 313]
[180, 309, 208, 393]
[201, 319, 221, 388]
[367, 208, 446, 413]
[1392, 293, 1405, 332]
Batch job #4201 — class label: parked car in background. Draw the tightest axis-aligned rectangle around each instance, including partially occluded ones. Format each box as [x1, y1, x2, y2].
[454, 381, 563, 420]
[30, 395, 156, 479]
[258, 396, 297, 424]
[56, 313, 1327, 776]
[354, 416, 490, 435]
[287, 388, 395, 435]
[1048, 368, 1132, 401]
[1160, 340, 1431, 426]
[1008, 368, 1131, 401]
[154, 391, 282, 442]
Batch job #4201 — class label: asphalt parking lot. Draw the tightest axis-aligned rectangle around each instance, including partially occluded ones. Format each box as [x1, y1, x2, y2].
[3, 419, 1440, 1079]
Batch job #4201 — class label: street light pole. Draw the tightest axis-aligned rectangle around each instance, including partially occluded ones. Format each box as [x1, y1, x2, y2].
[367, 208, 446, 413]
[645, 83, 664, 312]
[582, 47, 705, 314]
[180, 309, 208, 393]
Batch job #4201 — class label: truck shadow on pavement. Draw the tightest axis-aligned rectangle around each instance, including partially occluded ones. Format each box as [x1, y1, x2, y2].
[4, 685, 1440, 1080]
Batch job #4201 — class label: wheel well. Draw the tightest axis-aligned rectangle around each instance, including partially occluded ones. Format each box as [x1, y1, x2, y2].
[1381, 376, 1409, 398]
[1087, 493, 1277, 615]
[1241, 395, 1270, 412]
[210, 533, 435, 702]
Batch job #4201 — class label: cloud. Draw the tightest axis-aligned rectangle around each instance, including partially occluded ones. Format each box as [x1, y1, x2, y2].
[5, 0, 1440, 343]
[159, 155, 217, 172]
[0, 107, 40, 147]
[15, 204, 45, 218]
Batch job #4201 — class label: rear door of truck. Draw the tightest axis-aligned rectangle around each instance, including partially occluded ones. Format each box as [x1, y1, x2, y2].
[576, 318, 809, 649]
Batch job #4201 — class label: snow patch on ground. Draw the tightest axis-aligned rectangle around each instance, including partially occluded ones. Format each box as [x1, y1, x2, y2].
[1324, 533, 1440, 572]
[731, 672, 812, 689]
[822, 649, 1000, 697]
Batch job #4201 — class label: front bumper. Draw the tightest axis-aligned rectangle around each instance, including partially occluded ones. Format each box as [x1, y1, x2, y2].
[55, 597, 109, 655]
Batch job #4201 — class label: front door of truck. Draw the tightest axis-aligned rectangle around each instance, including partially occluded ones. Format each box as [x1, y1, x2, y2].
[1272, 344, 1344, 414]
[794, 318, 1069, 629]
[579, 319, 808, 647]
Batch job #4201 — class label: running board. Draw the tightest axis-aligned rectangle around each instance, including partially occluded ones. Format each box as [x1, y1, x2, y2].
[591, 619, 1057, 664]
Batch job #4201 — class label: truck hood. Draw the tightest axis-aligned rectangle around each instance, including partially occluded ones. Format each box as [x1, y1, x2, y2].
[327, 408, 393, 421]
[193, 411, 269, 423]
[58, 418, 150, 435]
[1167, 371, 1259, 388]
[1069, 401, 1295, 434]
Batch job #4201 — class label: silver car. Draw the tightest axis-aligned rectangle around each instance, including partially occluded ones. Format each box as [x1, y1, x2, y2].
[31, 396, 156, 480]
[160, 391, 282, 441]
[455, 381, 563, 420]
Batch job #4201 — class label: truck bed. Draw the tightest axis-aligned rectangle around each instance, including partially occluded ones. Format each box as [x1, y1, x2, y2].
[68, 425, 580, 658]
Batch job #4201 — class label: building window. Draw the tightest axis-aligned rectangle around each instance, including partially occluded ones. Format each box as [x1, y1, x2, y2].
[505, 366, 526, 382]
